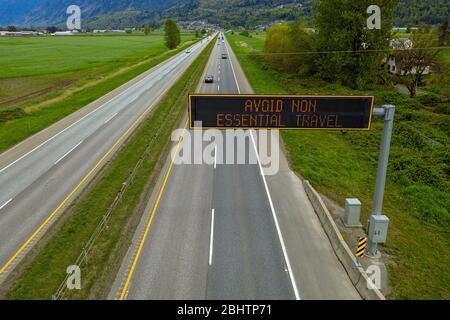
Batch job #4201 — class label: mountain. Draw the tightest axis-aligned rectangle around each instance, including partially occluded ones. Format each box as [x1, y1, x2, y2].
[0, 0, 41, 25]
[393, 0, 449, 26]
[0, 0, 448, 29]
[165, 0, 310, 29]
[0, 0, 184, 26]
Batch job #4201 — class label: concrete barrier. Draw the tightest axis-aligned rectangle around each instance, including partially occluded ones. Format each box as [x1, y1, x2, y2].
[303, 180, 386, 300]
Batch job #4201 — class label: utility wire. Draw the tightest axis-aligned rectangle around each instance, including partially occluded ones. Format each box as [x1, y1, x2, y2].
[232, 46, 450, 56]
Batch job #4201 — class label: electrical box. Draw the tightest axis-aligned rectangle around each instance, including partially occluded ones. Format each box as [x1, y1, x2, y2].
[344, 198, 362, 227]
[368, 215, 389, 243]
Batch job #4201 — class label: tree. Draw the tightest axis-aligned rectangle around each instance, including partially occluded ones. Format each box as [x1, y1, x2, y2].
[240, 30, 250, 37]
[315, 0, 398, 88]
[265, 22, 317, 76]
[393, 28, 444, 97]
[164, 19, 181, 50]
[438, 21, 448, 46]
[46, 26, 57, 33]
[143, 24, 151, 36]
[6, 26, 17, 32]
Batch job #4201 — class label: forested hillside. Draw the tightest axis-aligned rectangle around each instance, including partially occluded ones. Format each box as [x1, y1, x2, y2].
[0, 0, 448, 28]
[394, 0, 449, 26]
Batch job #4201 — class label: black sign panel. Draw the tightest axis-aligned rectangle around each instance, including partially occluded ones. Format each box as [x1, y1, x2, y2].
[189, 94, 375, 130]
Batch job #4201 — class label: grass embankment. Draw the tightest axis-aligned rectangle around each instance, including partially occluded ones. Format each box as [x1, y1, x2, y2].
[227, 33, 449, 300]
[0, 33, 198, 153]
[5, 39, 215, 300]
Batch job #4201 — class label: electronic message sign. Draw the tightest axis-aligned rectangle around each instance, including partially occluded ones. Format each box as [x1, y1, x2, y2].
[189, 94, 375, 130]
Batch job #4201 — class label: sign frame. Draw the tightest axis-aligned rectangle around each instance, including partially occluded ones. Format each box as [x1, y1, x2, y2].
[189, 94, 375, 131]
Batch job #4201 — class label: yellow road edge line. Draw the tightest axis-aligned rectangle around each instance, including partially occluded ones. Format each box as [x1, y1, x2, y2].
[119, 38, 216, 299]
[0, 75, 179, 275]
[120, 119, 189, 300]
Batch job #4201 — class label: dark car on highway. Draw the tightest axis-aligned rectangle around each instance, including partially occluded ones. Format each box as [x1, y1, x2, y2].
[221, 53, 228, 59]
[205, 75, 214, 83]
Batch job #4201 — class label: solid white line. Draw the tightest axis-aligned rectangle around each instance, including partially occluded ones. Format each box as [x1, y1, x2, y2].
[217, 85, 220, 92]
[209, 209, 215, 265]
[0, 198, 12, 211]
[0, 40, 208, 175]
[249, 132, 301, 300]
[225, 37, 301, 299]
[54, 141, 83, 165]
[224, 40, 241, 94]
[214, 144, 217, 169]
[104, 112, 118, 124]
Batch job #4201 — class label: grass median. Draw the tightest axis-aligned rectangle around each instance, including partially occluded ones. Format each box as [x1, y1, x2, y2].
[227, 32, 449, 300]
[5, 39, 215, 300]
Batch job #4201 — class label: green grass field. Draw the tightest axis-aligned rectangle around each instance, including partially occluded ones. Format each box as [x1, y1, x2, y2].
[0, 35, 170, 77]
[0, 33, 195, 106]
[0, 33, 199, 153]
[227, 32, 450, 300]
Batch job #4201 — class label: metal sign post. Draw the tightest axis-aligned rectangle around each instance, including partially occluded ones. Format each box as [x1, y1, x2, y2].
[188, 94, 394, 257]
[365, 105, 395, 257]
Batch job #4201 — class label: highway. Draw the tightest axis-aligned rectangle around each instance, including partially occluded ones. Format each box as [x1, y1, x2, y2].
[0, 36, 215, 279]
[114, 35, 360, 300]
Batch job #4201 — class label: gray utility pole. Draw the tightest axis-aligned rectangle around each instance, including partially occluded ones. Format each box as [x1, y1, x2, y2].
[366, 105, 395, 257]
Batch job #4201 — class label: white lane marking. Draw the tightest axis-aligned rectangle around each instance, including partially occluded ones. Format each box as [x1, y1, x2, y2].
[218, 77, 220, 82]
[214, 144, 217, 169]
[54, 140, 83, 165]
[249, 132, 301, 300]
[209, 209, 215, 266]
[0, 40, 210, 175]
[217, 85, 220, 92]
[0, 111, 94, 175]
[225, 37, 301, 300]
[104, 112, 118, 124]
[224, 40, 241, 94]
[0, 198, 12, 211]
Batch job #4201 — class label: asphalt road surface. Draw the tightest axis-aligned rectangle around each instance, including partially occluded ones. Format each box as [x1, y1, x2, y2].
[116, 35, 360, 300]
[0, 37, 214, 278]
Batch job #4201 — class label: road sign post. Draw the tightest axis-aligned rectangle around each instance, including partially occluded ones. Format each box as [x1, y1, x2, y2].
[189, 94, 393, 257]
[366, 105, 395, 257]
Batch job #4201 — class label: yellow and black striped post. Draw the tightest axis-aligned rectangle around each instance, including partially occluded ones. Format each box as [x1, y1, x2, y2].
[356, 237, 367, 257]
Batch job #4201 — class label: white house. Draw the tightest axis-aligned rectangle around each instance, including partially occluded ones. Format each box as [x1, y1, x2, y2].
[0, 31, 42, 36]
[386, 55, 430, 75]
[52, 31, 74, 36]
[390, 38, 413, 49]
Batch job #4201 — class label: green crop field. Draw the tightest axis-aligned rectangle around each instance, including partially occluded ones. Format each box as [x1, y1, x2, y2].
[0, 33, 195, 107]
[1, 35, 168, 77]
[0, 33, 199, 153]
[227, 32, 450, 300]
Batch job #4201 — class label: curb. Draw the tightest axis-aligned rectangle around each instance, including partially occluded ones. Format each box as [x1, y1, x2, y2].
[303, 180, 386, 300]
